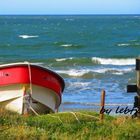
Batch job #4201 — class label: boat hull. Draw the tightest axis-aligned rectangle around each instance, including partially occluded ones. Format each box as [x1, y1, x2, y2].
[0, 63, 65, 114]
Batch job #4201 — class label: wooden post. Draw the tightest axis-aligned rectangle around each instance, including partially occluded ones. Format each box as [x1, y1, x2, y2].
[100, 90, 105, 122]
[136, 57, 140, 117]
[127, 85, 137, 93]
[136, 57, 140, 95]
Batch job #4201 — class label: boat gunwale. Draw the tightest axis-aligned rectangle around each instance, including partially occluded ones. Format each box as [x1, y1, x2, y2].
[0, 62, 65, 92]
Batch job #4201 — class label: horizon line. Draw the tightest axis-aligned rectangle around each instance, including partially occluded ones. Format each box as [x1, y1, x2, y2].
[0, 13, 140, 16]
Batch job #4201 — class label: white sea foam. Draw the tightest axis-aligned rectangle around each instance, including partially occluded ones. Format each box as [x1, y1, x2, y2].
[117, 43, 130, 46]
[56, 57, 135, 66]
[56, 69, 90, 77]
[93, 67, 133, 75]
[19, 35, 39, 39]
[55, 57, 73, 62]
[92, 57, 135, 65]
[56, 67, 133, 77]
[69, 82, 91, 88]
[60, 44, 73, 47]
[55, 58, 67, 62]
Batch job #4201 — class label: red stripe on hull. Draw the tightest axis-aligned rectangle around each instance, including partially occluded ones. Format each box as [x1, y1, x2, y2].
[0, 65, 64, 97]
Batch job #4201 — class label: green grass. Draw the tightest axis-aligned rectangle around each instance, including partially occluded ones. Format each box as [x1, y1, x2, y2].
[0, 109, 140, 140]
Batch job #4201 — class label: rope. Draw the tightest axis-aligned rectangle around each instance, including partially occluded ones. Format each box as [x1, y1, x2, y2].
[25, 61, 33, 95]
[76, 112, 99, 120]
[70, 112, 80, 123]
[51, 112, 100, 123]
[29, 105, 39, 116]
[23, 61, 34, 115]
[60, 112, 99, 121]
[47, 114, 63, 123]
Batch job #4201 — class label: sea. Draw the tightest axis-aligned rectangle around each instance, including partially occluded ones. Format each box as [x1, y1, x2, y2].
[0, 15, 140, 113]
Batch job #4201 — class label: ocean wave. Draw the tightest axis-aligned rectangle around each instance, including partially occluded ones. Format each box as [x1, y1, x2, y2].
[117, 43, 130, 46]
[55, 57, 135, 66]
[56, 69, 90, 77]
[117, 42, 140, 47]
[41, 57, 135, 68]
[55, 57, 73, 62]
[68, 82, 91, 88]
[60, 44, 72, 47]
[56, 67, 134, 77]
[53, 57, 93, 66]
[54, 42, 84, 48]
[60, 44, 73, 47]
[19, 35, 39, 39]
[93, 67, 133, 75]
[92, 57, 135, 65]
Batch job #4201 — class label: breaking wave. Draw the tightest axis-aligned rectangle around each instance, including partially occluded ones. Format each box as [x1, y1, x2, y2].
[53, 57, 93, 66]
[117, 43, 140, 47]
[56, 67, 134, 77]
[19, 35, 39, 39]
[54, 57, 135, 66]
[55, 57, 73, 62]
[56, 69, 91, 77]
[54, 42, 84, 48]
[60, 44, 73, 47]
[117, 43, 130, 47]
[91, 57, 135, 65]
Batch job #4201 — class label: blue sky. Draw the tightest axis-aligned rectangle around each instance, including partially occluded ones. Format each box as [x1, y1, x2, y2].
[0, 0, 140, 15]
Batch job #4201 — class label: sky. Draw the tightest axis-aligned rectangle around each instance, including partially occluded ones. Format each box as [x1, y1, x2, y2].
[0, 0, 140, 15]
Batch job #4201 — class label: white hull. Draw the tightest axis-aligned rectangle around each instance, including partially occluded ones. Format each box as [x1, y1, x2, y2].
[0, 84, 60, 114]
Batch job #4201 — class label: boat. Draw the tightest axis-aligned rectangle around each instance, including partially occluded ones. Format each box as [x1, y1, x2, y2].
[0, 62, 65, 115]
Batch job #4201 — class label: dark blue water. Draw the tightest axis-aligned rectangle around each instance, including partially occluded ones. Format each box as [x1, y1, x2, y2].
[0, 15, 140, 111]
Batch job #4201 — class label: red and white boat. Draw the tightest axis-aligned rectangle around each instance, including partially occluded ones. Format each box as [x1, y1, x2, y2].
[0, 62, 65, 115]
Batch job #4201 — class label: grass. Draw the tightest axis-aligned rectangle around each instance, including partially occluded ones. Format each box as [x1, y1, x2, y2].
[0, 109, 140, 140]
